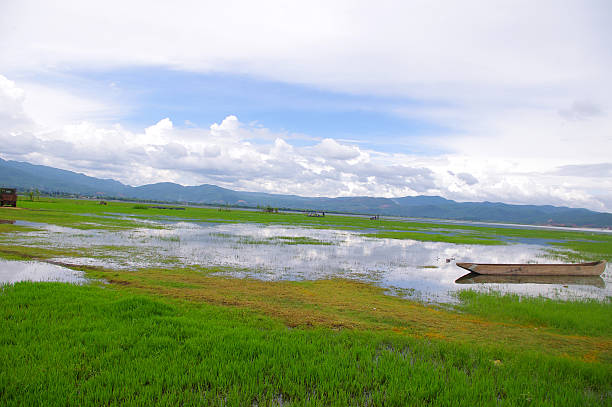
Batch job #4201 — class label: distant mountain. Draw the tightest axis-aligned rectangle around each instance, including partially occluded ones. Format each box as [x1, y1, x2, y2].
[0, 158, 130, 196]
[2, 157, 611, 228]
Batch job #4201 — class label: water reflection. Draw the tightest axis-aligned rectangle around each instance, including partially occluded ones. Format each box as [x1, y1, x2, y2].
[455, 272, 605, 288]
[0, 259, 87, 285]
[2, 221, 610, 302]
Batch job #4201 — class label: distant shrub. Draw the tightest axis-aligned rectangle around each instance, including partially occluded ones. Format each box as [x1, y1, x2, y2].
[132, 204, 149, 210]
[262, 205, 278, 213]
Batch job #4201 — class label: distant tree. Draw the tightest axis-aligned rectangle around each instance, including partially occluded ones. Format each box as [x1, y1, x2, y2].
[263, 205, 277, 213]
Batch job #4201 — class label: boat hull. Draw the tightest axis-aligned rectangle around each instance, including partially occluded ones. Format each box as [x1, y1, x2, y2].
[455, 261, 606, 276]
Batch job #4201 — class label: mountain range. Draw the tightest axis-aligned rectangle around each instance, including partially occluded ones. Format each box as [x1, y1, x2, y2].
[1, 157, 611, 228]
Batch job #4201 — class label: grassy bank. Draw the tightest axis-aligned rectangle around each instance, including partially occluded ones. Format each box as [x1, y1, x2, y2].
[455, 290, 612, 338]
[1, 199, 611, 405]
[1, 282, 610, 406]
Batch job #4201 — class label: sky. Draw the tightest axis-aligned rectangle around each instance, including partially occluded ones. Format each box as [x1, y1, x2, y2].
[1, 0, 611, 211]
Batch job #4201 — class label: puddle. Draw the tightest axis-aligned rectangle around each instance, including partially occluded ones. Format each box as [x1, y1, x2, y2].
[1, 221, 610, 302]
[0, 259, 88, 285]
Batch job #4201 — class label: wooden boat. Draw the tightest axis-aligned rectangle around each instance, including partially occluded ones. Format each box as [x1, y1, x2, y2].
[455, 273, 605, 288]
[455, 261, 606, 276]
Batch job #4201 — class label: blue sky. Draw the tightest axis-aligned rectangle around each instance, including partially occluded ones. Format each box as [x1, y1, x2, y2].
[17, 67, 453, 154]
[1, 1, 611, 211]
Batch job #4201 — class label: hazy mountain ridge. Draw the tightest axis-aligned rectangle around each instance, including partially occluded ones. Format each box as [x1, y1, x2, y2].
[2, 157, 611, 228]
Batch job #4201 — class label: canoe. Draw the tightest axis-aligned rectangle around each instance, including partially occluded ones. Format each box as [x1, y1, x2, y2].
[454, 272, 605, 288]
[455, 261, 606, 276]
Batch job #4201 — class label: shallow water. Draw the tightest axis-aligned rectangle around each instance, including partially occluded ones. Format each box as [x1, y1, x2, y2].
[3, 220, 610, 302]
[0, 259, 88, 285]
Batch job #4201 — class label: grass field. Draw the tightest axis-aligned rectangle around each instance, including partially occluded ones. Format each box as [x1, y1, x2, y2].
[1, 281, 610, 406]
[0, 198, 611, 405]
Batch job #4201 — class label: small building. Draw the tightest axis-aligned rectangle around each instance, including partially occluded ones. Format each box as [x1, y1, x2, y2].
[0, 188, 17, 207]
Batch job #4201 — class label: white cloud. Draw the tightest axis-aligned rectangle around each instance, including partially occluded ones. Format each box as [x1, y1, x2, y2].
[0, 75, 32, 131]
[1, 105, 610, 211]
[314, 138, 360, 161]
[203, 144, 221, 158]
[1, 74, 610, 211]
[1, 2, 611, 212]
[0, 75, 25, 115]
[456, 173, 478, 186]
[411, 104, 612, 171]
[554, 163, 612, 178]
[18, 81, 123, 127]
[210, 115, 240, 135]
[143, 118, 173, 144]
[558, 101, 604, 121]
[2, 1, 609, 96]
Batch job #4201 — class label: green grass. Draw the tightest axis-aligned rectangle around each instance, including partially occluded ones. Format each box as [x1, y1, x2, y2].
[544, 239, 612, 262]
[456, 290, 612, 338]
[1, 282, 610, 406]
[0, 223, 38, 234]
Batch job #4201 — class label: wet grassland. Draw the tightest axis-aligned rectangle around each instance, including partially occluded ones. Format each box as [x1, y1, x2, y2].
[0, 199, 611, 405]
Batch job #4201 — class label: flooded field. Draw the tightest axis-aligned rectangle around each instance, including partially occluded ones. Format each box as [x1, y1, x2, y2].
[3, 218, 609, 302]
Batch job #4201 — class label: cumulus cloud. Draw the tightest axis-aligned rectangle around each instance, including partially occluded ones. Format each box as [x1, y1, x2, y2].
[456, 172, 479, 186]
[209, 115, 242, 139]
[314, 138, 360, 161]
[145, 118, 173, 139]
[0, 80, 440, 198]
[0, 78, 447, 200]
[162, 142, 188, 158]
[2, 107, 609, 211]
[0, 75, 33, 132]
[0, 76, 25, 116]
[0, 73, 611, 211]
[203, 144, 221, 158]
